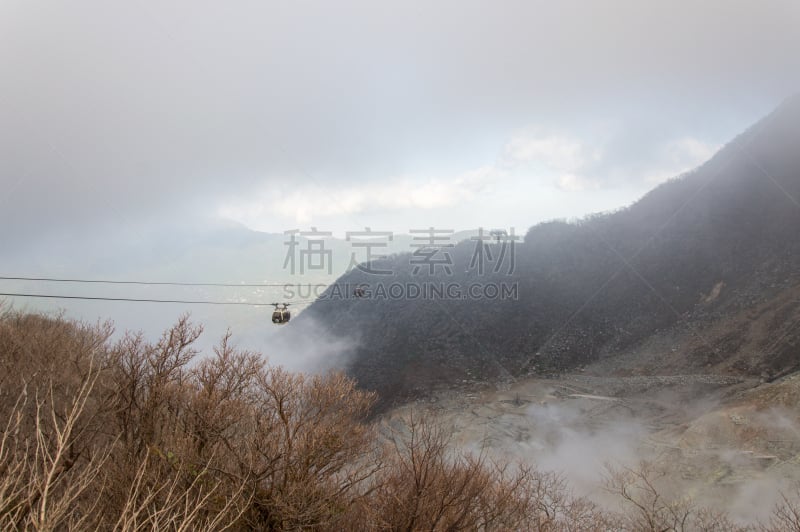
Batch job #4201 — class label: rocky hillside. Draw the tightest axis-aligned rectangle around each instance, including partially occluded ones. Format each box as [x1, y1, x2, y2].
[296, 95, 800, 409]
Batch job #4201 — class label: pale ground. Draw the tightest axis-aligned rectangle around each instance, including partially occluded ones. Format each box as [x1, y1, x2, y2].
[383, 372, 800, 523]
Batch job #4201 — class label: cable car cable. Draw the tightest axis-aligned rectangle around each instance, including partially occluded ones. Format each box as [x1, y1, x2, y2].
[0, 292, 318, 307]
[0, 276, 324, 288]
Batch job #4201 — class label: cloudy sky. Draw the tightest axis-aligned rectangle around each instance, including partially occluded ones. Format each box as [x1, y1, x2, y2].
[2, 0, 799, 244]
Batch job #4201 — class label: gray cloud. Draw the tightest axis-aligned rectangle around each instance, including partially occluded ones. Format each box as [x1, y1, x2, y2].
[1, 0, 798, 243]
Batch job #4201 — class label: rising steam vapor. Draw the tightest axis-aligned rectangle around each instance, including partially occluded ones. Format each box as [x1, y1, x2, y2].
[268, 315, 359, 374]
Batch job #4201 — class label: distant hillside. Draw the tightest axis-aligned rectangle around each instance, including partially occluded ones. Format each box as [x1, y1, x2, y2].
[297, 95, 800, 409]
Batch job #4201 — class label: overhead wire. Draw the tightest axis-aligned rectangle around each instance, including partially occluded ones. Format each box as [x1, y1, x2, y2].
[0, 276, 324, 307]
[0, 275, 374, 311]
[0, 275, 324, 288]
[0, 292, 320, 307]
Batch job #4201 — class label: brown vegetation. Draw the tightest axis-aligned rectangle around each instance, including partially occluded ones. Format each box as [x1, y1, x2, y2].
[0, 307, 797, 530]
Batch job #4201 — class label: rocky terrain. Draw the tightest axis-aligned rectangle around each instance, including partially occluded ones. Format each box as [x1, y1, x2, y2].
[383, 367, 800, 524]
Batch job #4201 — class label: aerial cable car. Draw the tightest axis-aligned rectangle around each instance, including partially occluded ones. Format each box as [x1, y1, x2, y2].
[271, 303, 291, 324]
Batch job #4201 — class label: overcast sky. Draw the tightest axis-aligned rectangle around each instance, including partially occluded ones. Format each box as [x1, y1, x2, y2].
[2, 0, 799, 245]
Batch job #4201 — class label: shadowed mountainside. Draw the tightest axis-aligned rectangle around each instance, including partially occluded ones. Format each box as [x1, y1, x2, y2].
[297, 95, 800, 410]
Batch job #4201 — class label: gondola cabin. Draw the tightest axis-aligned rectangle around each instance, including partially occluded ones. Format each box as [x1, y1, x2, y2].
[271, 303, 291, 324]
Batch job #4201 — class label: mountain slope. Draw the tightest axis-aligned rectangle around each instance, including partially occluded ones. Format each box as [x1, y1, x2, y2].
[297, 96, 800, 409]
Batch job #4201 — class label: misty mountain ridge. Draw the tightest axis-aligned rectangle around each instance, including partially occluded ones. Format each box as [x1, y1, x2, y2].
[3, 216, 481, 284]
[298, 95, 800, 409]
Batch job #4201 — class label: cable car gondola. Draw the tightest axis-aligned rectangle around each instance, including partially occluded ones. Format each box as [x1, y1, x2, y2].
[271, 303, 291, 324]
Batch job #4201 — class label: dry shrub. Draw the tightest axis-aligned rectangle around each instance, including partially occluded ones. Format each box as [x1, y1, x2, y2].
[364, 412, 614, 531]
[763, 486, 800, 532]
[0, 310, 376, 529]
[604, 459, 753, 531]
